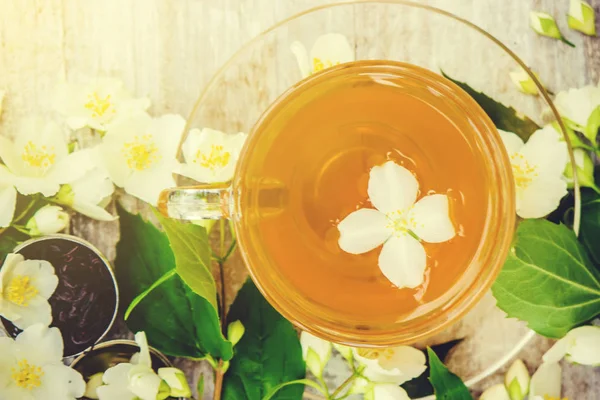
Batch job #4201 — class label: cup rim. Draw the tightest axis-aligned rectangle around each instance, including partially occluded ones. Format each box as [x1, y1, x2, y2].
[4, 234, 120, 358]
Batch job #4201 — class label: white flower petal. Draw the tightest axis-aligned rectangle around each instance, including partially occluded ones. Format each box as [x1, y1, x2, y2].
[378, 346, 427, 382]
[290, 41, 311, 78]
[529, 362, 562, 399]
[517, 175, 567, 219]
[498, 129, 525, 155]
[128, 364, 162, 400]
[410, 194, 455, 243]
[40, 364, 85, 400]
[561, 325, 600, 366]
[103, 363, 134, 386]
[378, 235, 426, 289]
[479, 383, 511, 400]
[310, 33, 354, 72]
[14, 259, 59, 299]
[9, 297, 53, 330]
[12, 176, 59, 197]
[71, 167, 115, 205]
[124, 166, 177, 206]
[147, 114, 186, 161]
[372, 384, 411, 400]
[72, 202, 116, 221]
[0, 183, 16, 228]
[47, 149, 97, 184]
[368, 161, 419, 213]
[542, 337, 569, 363]
[521, 125, 569, 178]
[338, 209, 391, 254]
[134, 332, 152, 368]
[16, 324, 63, 364]
[97, 385, 137, 400]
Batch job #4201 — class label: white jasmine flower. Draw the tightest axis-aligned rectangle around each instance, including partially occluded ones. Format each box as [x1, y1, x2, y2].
[529, 12, 574, 46]
[54, 78, 150, 131]
[353, 346, 426, 385]
[568, 0, 596, 36]
[337, 160, 455, 288]
[0, 118, 91, 197]
[0, 165, 17, 228]
[0, 254, 58, 329]
[100, 114, 185, 206]
[26, 205, 69, 236]
[554, 84, 600, 141]
[178, 128, 247, 183]
[300, 331, 332, 378]
[291, 33, 354, 78]
[97, 332, 173, 400]
[499, 126, 568, 218]
[529, 362, 562, 400]
[543, 325, 600, 366]
[0, 324, 85, 400]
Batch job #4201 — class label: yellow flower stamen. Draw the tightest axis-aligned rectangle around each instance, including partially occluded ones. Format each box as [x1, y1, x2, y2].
[544, 396, 568, 400]
[510, 153, 539, 188]
[21, 141, 56, 172]
[312, 58, 339, 73]
[386, 209, 417, 237]
[6, 275, 39, 306]
[84, 92, 115, 118]
[194, 144, 231, 171]
[11, 360, 44, 390]
[356, 348, 381, 359]
[122, 134, 161, 171]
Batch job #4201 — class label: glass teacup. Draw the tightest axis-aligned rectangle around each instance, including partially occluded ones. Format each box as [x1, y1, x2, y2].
[158, 1, 568, 350]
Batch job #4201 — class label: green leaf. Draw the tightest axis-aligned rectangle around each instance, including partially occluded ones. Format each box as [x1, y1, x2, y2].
[0, 228, 27, 262]
[402, 339, 463, 398]
[442, 73, 540, 141]
[427, 348, 472, 400]
[580, 191, 600, 265]
[155, 211, 218, 310]
[114, 205, 232, 360]
[223, 279, 306, 400]
[492, 219, 600, 338]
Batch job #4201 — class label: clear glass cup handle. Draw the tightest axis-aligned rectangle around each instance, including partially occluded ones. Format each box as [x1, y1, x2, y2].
[158, 184, 232, 220]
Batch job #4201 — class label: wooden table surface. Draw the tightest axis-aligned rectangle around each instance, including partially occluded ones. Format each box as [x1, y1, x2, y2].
[0, 0, 599, 398]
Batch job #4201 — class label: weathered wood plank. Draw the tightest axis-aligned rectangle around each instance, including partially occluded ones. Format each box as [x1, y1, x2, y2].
[0, 0, 598, 398]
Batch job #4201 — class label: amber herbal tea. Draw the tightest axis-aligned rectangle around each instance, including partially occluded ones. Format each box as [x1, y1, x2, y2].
[235, 61, 491, 327]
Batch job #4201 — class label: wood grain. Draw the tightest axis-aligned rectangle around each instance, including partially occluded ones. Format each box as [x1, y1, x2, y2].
[0, 0, 599, 398]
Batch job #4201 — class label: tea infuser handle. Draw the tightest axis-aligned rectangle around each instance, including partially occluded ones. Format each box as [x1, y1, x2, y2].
[157, 184, 232, 220]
